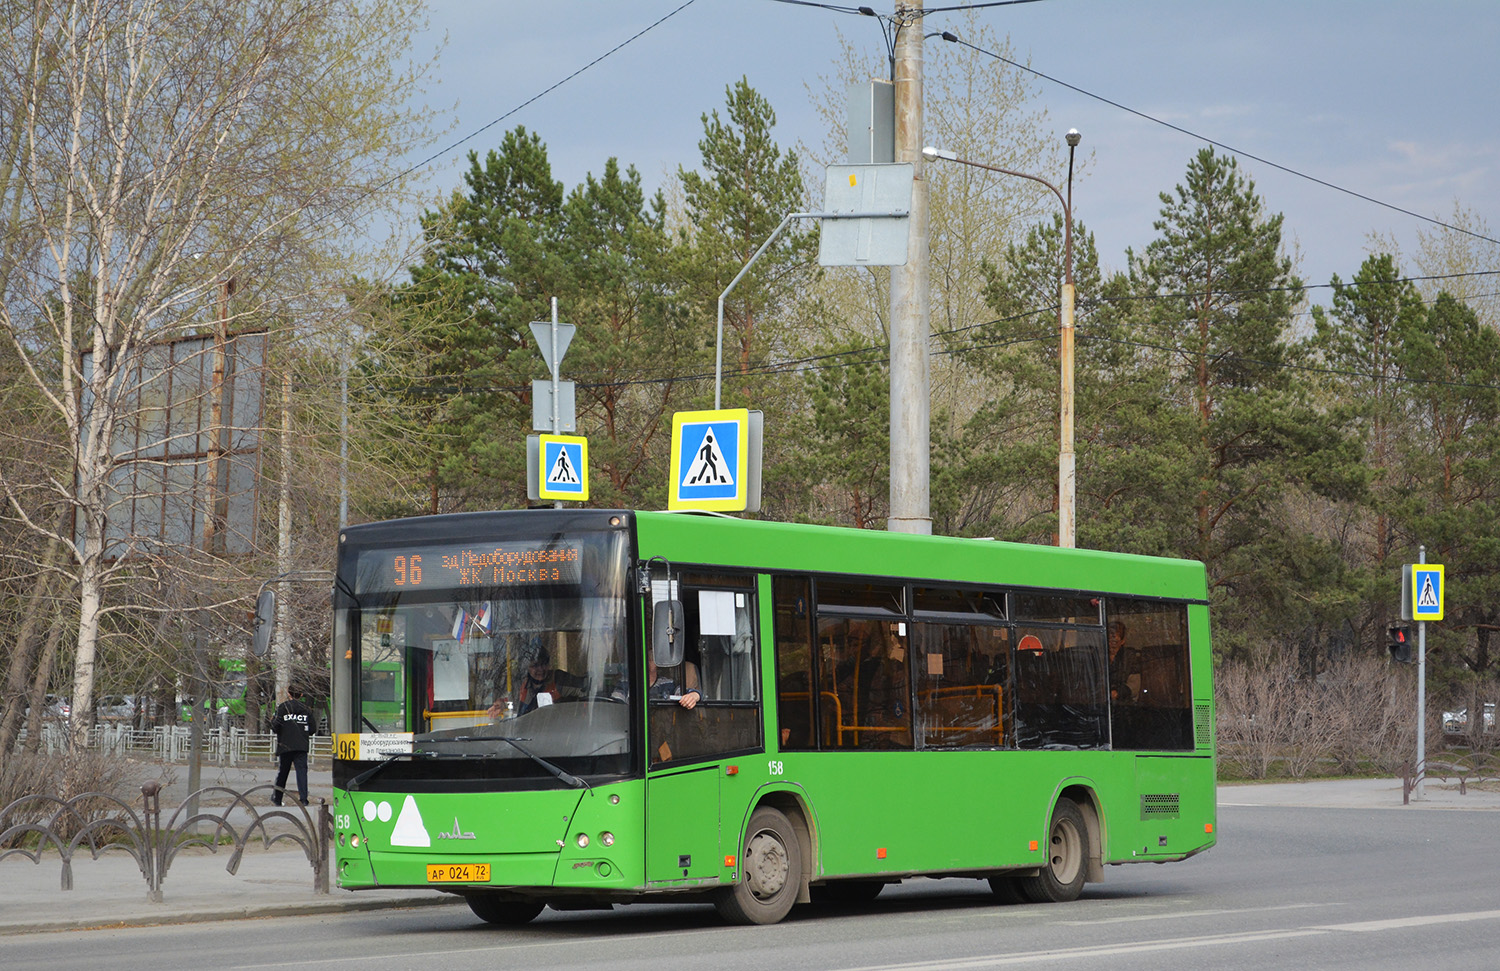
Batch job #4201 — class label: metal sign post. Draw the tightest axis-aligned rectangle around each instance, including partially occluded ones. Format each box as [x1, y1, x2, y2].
[1402, 547, 1445, 800]
[1417, 547, 1427, 799]
[527, 299, 580, 507]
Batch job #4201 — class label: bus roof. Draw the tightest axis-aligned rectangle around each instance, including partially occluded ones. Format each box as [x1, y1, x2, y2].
[339, 509, 1208, 604]
[634, 511, 1208, 603]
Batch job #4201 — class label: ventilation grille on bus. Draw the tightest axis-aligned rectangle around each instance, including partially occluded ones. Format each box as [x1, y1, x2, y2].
[1194, 703, 1214, 748]
[1141, 793, 1181, 820]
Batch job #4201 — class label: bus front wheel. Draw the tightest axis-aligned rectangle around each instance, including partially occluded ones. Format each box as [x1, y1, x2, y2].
[1019, 797, 1088, 903]
[714, 806, 801, 925]
[465, 893, 545, 926]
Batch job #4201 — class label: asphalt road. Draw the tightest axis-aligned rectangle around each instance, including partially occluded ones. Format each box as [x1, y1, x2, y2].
[9, 801, 1499, 971]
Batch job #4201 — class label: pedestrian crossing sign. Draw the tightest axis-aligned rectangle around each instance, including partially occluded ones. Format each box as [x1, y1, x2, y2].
[669, 409, 748, 511]
[1409, 564, 1444, 621]
[538, 434, 588, 501]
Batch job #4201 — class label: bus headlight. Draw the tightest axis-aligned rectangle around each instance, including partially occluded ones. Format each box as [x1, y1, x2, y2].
[576, 833, 589, 849]
[600, 831, 615, 847]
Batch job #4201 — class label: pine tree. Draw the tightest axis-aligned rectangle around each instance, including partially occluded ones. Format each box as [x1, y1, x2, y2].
[1128, 149, 1364, 658]
[1392, 293, 1500, 682]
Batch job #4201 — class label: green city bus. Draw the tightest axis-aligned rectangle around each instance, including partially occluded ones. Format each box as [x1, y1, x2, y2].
[330, 509, 1215, 925]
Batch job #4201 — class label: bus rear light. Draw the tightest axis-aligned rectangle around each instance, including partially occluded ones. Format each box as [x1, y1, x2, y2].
[600, 831, 615, 847]
[576, 833, 590, 849]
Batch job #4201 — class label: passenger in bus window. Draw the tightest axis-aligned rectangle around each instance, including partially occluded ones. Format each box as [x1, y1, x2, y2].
[648, 656, 700, 709]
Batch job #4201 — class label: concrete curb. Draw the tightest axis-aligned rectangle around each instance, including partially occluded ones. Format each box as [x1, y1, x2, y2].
[3, 893, 462, 936]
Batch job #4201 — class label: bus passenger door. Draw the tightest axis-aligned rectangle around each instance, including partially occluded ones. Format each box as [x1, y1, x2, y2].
[646, 765, 721, 885]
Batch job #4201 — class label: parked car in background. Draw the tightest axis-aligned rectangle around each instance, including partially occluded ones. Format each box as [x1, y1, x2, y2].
[97, 694, 138, 723]
[1442, 703, 1496, 734]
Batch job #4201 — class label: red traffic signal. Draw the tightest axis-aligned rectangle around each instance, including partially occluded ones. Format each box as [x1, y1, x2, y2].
[1387, 624, 1413, 664]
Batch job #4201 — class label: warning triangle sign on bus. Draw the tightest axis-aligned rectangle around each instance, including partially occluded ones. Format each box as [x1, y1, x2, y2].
[682, 427, 734, 488]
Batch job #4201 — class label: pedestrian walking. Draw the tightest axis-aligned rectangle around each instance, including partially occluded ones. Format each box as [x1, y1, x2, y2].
[271, 686, 317, 806]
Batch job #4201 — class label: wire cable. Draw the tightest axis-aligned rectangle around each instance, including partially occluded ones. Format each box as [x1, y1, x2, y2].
[369, 1, 699, 199]
[944, 35, 1500, 251]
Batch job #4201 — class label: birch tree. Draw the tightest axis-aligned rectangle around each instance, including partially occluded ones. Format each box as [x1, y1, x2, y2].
[0, 0, 431, 749]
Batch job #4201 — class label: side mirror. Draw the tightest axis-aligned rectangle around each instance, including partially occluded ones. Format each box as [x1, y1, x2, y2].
[652, 600, 684, 668]
[252, 589, 276, 657]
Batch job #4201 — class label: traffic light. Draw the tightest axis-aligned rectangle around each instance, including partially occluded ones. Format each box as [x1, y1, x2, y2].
[1387, 623, 1413, 664]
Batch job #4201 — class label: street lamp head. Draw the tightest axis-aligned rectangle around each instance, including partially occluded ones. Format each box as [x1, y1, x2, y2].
[921, 146, 957, 162]
[1065, 129, 1081, 148]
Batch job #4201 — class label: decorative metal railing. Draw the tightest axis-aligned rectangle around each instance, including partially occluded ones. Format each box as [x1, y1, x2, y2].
[0, 782, 330, 902]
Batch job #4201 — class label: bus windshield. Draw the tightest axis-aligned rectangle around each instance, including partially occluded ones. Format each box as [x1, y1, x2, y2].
[334, 525, 632, 779]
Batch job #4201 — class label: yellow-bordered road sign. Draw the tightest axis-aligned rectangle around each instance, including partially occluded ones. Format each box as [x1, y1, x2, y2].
[669, 409, 748, 511]
[1410, 564, 1444, 621]
[538, 434, 588, 501]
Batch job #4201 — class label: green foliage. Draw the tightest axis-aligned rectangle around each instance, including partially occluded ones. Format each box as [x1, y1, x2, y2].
[676, 78, 816, 393]
[1388, 293, 1500, 681]
[806, 341, 890, 528]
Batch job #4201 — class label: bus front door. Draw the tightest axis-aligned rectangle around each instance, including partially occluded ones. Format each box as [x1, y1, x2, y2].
[645, 765, 722, 886]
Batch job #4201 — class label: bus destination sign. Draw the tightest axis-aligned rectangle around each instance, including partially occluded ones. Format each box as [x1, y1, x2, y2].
[357, 541, 582, 594]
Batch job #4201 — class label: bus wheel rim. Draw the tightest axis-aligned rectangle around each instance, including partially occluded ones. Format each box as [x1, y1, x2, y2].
[1050, 817, 1082, 884]
[744, 829, 790, 900]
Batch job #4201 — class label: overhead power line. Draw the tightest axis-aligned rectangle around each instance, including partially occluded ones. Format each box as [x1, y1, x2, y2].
[945, 35, 1500, 252]
[371, 1, 699, 199]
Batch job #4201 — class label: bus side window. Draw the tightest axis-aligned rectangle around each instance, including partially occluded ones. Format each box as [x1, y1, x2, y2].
[1013, 628, 1108, 750]
[1107, 600, 1194, 750]
[914, 622, 1009, 748]
[649, 580, 762, 766]
[773, 576, 815, 750]
[694, 589, 756, 701]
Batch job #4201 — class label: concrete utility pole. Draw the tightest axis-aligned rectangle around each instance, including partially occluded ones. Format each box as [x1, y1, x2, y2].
[888, 1, 932, 535]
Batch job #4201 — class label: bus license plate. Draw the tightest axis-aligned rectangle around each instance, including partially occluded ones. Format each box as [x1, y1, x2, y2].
[426, 863, 490, 883]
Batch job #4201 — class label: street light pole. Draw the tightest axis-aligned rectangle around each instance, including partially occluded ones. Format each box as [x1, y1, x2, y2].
[922, 133, 1081, 547]
[1059, 129, 1080, 549]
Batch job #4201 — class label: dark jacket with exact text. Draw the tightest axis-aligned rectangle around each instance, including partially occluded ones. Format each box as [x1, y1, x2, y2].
[271, 698, 318, 754]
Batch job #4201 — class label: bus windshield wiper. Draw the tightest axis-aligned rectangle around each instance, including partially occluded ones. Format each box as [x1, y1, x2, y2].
[347, 751, 429, 791]
[445, 734, 589, 791]
[346, 749, 474, 790]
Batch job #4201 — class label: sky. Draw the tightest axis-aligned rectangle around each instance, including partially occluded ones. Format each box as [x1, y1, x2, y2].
[390, 0, 1500, 293]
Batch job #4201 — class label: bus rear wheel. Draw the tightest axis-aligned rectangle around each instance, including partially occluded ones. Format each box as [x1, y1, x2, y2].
[714, 806, 801, 925]
[465, 893, 545, 925]
[1019, 797, 1088, 903]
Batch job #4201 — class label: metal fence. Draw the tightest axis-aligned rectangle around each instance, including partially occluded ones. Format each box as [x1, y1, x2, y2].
[15, 723, 333, 765]
[0, 783, 331, 901]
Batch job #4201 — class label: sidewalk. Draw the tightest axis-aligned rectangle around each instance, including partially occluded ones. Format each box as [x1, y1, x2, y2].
[3, 776, 1498, 935]
[0, 844, 456, 935]
[1, 757, 460, 936]
[1217, 776, 1500, 811]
